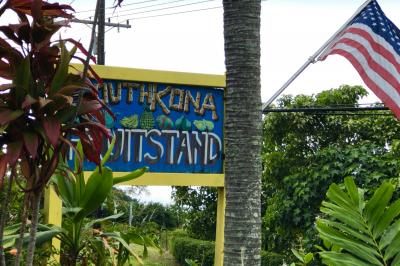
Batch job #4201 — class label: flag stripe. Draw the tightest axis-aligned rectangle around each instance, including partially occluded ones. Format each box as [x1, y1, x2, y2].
[331, 37, 400, 90]
[346, 24, 400, 70]
[330, 45, 400, 117]
[338, 30, 400, 78]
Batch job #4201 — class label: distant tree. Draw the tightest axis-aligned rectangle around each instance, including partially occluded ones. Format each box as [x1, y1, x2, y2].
[173, 187, 217, 241]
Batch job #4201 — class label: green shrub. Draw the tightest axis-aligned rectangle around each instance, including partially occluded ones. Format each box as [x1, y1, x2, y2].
[261, 250, 286, 266]
[170, 232, 214, 266]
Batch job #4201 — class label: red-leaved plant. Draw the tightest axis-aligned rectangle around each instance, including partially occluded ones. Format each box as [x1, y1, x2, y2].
[0, 0, 112, 265]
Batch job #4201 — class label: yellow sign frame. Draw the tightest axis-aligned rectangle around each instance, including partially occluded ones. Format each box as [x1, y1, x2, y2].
[43, 65, 226, 265]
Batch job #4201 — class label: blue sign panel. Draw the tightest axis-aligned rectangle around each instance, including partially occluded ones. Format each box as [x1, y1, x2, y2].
[70, 79, 224, 174]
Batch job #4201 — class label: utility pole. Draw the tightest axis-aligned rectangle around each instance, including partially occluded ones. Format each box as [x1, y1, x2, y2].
[71, 0, 131, 65]
[97, 0, 105, 65]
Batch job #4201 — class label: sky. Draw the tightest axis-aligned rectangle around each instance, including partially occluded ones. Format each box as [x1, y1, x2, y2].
[6, 0, 400, 204]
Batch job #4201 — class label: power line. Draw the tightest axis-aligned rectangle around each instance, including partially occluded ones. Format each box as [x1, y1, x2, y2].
[103, 0, 189, 16]
[105, 0, 216, 19]
[75, 0, 161, 14]
[121, 5, 221, 20]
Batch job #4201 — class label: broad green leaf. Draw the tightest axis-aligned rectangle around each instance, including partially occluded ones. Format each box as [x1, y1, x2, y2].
[52, 173, 75, 208]
[392, 251, 400, 266]
[319, 251, 375, 266]
[326, 183, 356, 211]
[102, 232, 143, 265]
[62, 207, 82, 215]
[374, 199, 400, 239]
[379, 219, 400, 249]
[84, 213, 123, 229]
[384, 232, 400, 261]
[320, 219, 374, 245]
[100, 136, 116, 166]
[4, 224, 20, 236]
[320, 205, 368, 234]
[316, 221, 382, 265]
[74, 141, 85, 204]
[74, 167, 113, 222]
[291, 249, 304, 262]
[364, 182, 394, 227]
[304, 253, 313, 264]
[344, 177, 359, 207]
[113, 167, 148, 185]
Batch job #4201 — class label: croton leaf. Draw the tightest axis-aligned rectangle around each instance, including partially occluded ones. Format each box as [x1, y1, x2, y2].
[71, 129, 101, 165]
[9, 0, 74, 18]
[0, 109, 23, 126]
[77, 100, 102, 115]
[66, 38, 97, 64]
[23, 131, 39, 158]
[0, 25, 22, 45]
[0, 156, 7, 187]
[21, 94, 37, 109]
[6, 141, 23, 166]
[42, 116, 60, 147]
[50, 41, 70, 95]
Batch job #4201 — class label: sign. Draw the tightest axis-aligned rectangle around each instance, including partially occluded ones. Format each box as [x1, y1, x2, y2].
[70, 75, 224, 174]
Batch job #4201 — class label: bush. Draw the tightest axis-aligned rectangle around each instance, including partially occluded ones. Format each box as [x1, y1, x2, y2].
[261, 250, 286, 266]
[170, 231, 214, 266]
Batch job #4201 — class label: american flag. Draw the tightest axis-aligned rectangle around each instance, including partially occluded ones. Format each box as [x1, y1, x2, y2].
[318, 0, 400, 118]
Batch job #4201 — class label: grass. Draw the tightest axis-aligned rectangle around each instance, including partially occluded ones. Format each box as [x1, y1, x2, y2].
[133, 244, 180, 266]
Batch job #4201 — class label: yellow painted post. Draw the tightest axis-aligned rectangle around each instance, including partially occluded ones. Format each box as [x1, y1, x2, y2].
[43, 186, 62, 263]
[214, 187, 226, 266]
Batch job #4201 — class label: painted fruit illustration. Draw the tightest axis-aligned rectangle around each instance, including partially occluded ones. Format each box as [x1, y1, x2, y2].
[120, 114, 138, 129]
[140, 105, 155, 129]
[156, 115, 174, 129]
[175, 115, 192, 131]
[104, 110, 115, 129]
[204, 120, 214, 131]
[194, 119, 214, 132]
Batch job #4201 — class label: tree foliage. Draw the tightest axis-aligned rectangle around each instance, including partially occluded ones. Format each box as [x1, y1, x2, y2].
[262, 85, 400, 257]
[172, 186, 217, 241]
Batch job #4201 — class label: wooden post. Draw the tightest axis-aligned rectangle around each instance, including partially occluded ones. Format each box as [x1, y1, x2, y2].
[43, 187, 62, 263]
[214, 187, 226, 266]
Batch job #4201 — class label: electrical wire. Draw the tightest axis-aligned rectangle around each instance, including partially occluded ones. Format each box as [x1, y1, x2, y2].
[75, 0, 161, 14]
[103, 0, 189, 16]
[105, 0, 216, 19]
[121, 5, 221, 20]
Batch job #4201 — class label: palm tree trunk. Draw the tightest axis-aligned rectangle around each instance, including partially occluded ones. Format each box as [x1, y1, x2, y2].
[0, 170, 15, 266]
[222, 1, 262, 265]
[14, 192, 29, 266]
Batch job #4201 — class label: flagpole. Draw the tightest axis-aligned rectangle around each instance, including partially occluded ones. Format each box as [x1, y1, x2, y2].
[263, 0, 373, 111]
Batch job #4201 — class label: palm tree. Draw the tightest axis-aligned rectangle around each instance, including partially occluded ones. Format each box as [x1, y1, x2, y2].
[222, 1, 262, 265]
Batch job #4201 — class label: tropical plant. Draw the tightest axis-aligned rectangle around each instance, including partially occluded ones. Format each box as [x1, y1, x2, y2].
[290, 249, 314, 266]
[51, 139, 148, 265]
[222, 1, 263, 265]
[91, 229, 161, 266]
[0, 0, 110, 264]
[316, 177, 400, 265]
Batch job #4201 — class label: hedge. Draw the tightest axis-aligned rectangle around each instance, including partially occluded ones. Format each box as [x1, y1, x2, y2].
[169, 230, 286, 266]
[170, 232, 214, 266]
